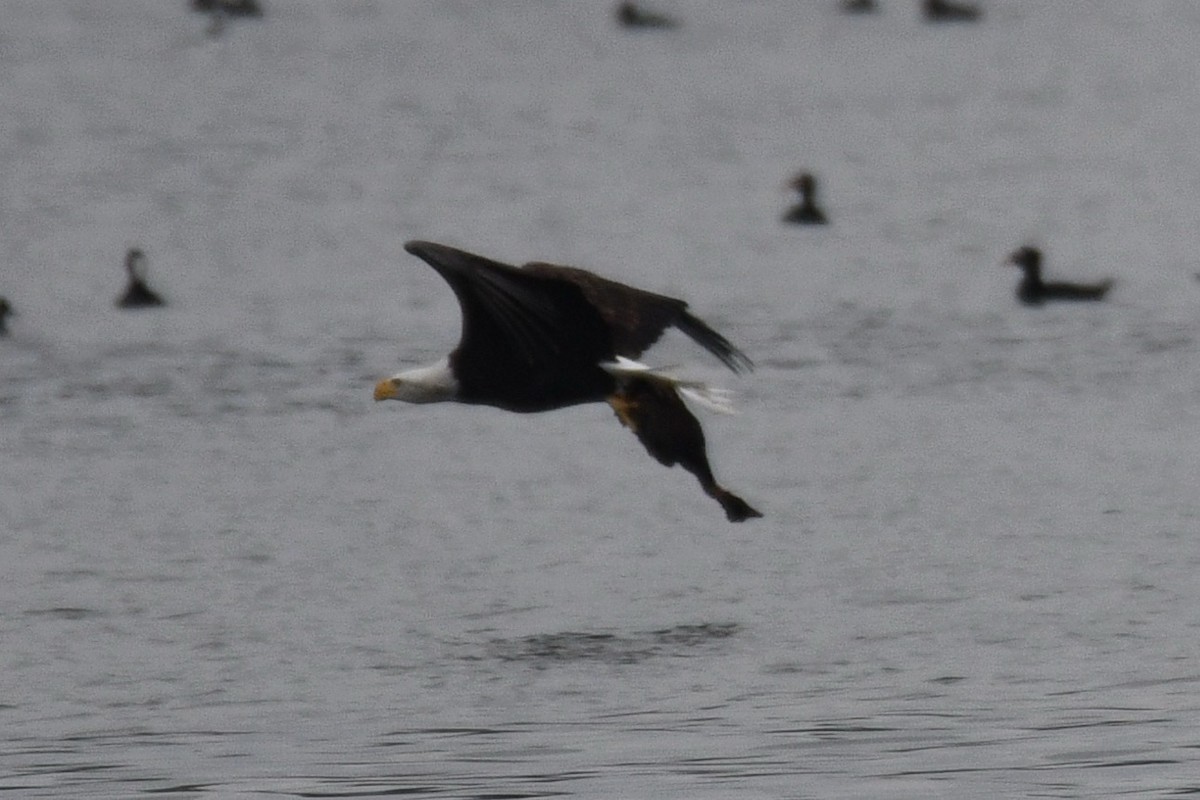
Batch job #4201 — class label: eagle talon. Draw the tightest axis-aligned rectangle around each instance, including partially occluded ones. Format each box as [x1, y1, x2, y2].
[607, 394, 639, 431]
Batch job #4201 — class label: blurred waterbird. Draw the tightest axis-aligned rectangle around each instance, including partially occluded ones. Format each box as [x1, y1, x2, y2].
[841, 0, 878, 13]
[117, 248, 165, 309]
[923, 0, 982, 22]
[1006, 246, 1114, 306]
[615, 2, 678, 29]
[783, 172, 829, 225]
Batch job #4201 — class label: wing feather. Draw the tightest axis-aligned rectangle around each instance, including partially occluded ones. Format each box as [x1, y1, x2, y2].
[403, 241, 615, 408]
[523, 261, 753, 373]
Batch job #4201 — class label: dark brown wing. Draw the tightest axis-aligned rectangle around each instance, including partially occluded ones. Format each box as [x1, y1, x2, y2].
[404, 241, 615, 410]
[522, 262, 753, 373]
[608, 375, 761, 522]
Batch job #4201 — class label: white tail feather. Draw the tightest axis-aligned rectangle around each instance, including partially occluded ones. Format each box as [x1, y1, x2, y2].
[601, 356, 739, 415]
[677, 384, 738, 415]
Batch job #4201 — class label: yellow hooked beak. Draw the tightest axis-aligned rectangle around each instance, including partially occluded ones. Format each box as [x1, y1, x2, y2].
[373, 378, 399, 401]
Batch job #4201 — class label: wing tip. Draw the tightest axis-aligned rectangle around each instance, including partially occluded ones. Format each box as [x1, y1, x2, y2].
[676, 311, 754, 374]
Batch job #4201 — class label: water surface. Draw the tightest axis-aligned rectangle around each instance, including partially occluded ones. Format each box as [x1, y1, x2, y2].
[3, 2, 1200, 797]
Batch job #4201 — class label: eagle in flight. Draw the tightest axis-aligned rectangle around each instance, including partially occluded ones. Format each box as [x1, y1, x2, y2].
[374, 240, 761, 522]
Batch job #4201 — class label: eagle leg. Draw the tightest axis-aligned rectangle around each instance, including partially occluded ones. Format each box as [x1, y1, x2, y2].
[608, 376, 761, 522]
[607, 393, 640, 432]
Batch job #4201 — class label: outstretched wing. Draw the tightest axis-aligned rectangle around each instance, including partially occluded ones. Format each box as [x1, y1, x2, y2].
[404, 241, 614, 408]
[522, 262, 753, 374]
[607, 374, 761, 522]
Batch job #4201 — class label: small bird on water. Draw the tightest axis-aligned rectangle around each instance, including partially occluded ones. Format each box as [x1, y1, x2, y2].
[190, 0, 262, 17]
[922, 0, 982, 22]
[782, 172, 829, 226]
[117, 248, 166, 309]
[190, 0, 263, 37]
[0, 296, 13, 335]
[615, 1, 678, 29]
[1005, 246, 1113, 306]
[840, 0, 878, 13]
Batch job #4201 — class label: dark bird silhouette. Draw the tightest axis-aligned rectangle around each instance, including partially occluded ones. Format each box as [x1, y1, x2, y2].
[0, 297, 12, 335]
[1006, 246, 1113, 306]
[373, 240, 760, 522]
[117, 248, 165, 309]
[190, 0, 262, 17]
[616, 2, 678, 29]
[783, 173, 829, 225]
[191, 0, 262, 36]
[841, 0, 878, 13]
[923, 0, 981, 22]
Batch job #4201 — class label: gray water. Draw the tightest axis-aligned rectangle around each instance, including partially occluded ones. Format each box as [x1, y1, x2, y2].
[3, 1, 1200, 797]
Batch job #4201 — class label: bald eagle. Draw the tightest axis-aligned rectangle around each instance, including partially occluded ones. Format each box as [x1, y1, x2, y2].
[374, 241, 762, 522]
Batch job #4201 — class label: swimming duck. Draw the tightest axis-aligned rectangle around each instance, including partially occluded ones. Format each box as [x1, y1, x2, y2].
[117, 248, 166, 309]
[616, 2, 678, 29]
[0, 297, 12, 335]
[782, 173, 829, 225]
[922, 0, 981, 22]
[1006, 246, 1113, 306]
[191, 0, 262, 17]
[192, 0, 262, 36]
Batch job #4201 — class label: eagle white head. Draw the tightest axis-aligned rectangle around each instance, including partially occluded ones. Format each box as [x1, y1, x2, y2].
[373, 357, 459, 404]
